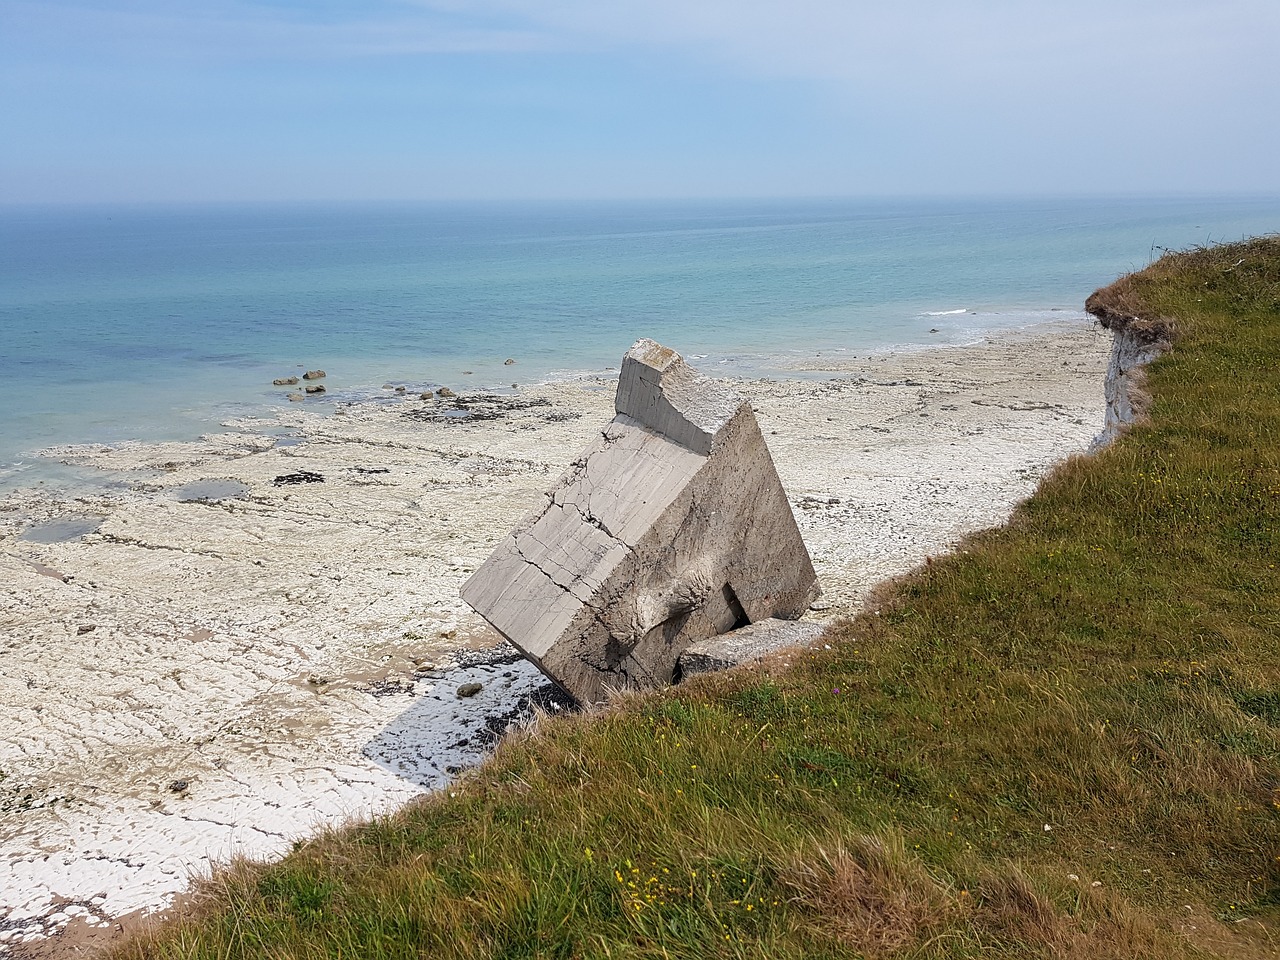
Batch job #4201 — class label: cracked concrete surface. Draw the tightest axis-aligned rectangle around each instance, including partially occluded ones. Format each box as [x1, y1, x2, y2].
[463, 339, 819, 704]
[0, 320, 1110, 953]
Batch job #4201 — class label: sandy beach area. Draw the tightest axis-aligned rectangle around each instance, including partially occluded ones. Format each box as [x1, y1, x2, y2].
[0, 321, 1111, 951]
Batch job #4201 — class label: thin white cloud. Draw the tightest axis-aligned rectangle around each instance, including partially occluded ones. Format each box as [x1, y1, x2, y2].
[11, 0, 1277, 98]
[3, 0, 554, 59]
[468, 0, 1280, 104]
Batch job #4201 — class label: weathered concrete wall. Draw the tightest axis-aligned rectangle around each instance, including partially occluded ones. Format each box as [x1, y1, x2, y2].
[462, 339, 819, 704]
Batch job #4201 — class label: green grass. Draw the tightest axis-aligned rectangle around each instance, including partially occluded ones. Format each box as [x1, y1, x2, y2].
[117, 237, 1280, 959]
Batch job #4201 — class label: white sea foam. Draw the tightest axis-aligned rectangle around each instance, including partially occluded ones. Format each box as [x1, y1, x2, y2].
[923, 308, 969, 316]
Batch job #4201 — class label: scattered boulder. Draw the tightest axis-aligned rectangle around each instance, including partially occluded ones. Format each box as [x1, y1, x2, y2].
[168, 779, 189, 794]
[302, 370, 326, 380]
[504, 358, 516, 365]
[462, 338, 819, 705]
[462, 370, 473, 376]
[273, 377, 300, 386]
[395, 385, 407, 394]
[287, 393, 304, 402]
[420, 392, 434, 400]
[456, 681, 483, 698]
[77, 624, 96, 636]
[436, 387, 456, 398]
[305, 384, 326, 394]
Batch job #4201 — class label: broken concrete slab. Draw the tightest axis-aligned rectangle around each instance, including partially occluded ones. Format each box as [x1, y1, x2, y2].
[677, 618, 827, 678]
[461, 338, 819, 705]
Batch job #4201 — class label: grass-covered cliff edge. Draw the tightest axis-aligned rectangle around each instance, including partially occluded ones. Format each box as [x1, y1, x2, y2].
[114, 238, 1280, 960]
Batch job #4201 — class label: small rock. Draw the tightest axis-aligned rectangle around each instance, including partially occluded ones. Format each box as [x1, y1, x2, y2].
[420, 392, 433, 400]
[307, 675, 330, 686]
[456, 681, 483, 698]
[305, 384, 326, 394]
[436, 387, 456, 398]
[273, 377, 300, 386]
[77, 624, 96, 635]
[287, 393, 304, 402]
[302, 370, 326, 380]
[382, 382, 394, 389]
[504, 358, 516, 365]
[929, 328, 939, 334]
[168, 779, 189, 794]
[395, 386, 407, 394]
[461, 370, 473, 376]
[511, 383, 518, 389]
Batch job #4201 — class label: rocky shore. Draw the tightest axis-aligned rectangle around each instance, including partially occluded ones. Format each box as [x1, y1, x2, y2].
[0, 321, 1110, 952]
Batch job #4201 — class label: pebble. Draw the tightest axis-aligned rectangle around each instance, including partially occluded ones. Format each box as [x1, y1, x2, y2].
[456, 682, 483, 698]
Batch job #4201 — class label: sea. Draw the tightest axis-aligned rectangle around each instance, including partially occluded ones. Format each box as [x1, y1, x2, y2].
[2, 196, 1277, 493]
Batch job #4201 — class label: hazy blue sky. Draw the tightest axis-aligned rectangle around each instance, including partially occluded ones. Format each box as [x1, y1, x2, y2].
[3, 0, 1277, 203]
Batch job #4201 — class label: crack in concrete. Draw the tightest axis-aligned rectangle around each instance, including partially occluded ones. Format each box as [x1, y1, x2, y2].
[553, 495, 625, 548]
[506, 540, 623, 684]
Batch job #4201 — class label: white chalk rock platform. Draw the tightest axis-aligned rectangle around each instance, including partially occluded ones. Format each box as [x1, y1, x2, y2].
[462, 339, 819, 704]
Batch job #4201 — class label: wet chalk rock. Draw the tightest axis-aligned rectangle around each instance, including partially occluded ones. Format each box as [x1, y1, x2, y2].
[462, 338, 819, 705]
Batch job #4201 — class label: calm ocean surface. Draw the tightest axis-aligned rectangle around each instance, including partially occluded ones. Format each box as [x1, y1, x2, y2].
[2, 196, 1277, 492]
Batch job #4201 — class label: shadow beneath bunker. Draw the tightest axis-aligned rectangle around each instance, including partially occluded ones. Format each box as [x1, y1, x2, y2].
[362, 646, 575, 790]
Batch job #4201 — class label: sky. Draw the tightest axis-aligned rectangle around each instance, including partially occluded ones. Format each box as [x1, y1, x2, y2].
[2, 0, 1278, 203]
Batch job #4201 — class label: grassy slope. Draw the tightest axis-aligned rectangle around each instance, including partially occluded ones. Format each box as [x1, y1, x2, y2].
[118, 238, 1280, 959]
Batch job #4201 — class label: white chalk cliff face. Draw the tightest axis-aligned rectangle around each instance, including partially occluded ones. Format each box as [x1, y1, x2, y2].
[1086, 300, 1174, 448]
[462, 340, 819, 704]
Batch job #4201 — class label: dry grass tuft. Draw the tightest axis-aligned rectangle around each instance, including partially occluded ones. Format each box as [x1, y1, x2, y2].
[780, 835, 949, 954]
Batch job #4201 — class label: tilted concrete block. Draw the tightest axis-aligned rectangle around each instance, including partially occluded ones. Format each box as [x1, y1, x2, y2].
[462, 338, 819, 704]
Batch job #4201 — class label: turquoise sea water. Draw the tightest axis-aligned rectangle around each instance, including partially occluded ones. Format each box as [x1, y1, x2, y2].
[2, 196, 1278, 492]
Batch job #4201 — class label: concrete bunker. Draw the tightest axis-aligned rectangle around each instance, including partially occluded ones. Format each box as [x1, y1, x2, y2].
[461, 338, 820, 705]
